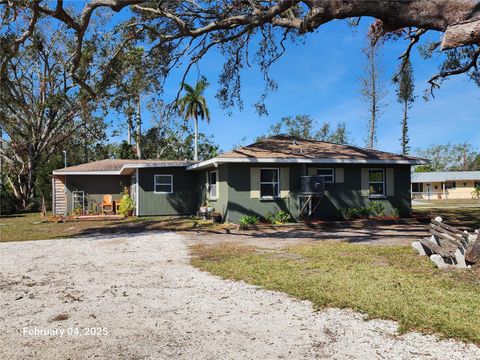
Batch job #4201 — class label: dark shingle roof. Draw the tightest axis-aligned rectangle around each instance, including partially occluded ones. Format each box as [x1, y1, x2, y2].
[53, 159, 193, 174]
[219, 135, 426, 162]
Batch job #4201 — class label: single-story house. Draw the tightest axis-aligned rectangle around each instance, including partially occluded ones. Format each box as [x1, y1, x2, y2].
[52, 135, 427, 223]
[411, 171, 480, 200]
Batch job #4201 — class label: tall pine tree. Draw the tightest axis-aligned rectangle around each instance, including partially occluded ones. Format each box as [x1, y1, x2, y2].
[360, 40, 386, 149]
[393, 58, 415, 155]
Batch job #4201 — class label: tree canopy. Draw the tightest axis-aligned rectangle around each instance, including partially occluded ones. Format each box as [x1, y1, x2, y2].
[415, 143, 480, 172]
[1, 1, 479, 110]
[257, 115, 350, 144]
[1, 1, 479, 211]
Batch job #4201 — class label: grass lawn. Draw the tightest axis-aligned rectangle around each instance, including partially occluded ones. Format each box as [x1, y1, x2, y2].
[0, 212, 229, 242]
[413, 199, 480, 207]
[412, 207, 480, 230]
[191, 242, 480, 344]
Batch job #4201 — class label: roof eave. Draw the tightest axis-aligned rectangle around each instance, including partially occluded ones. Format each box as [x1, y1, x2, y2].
[52, 170, 121, 175]
[186, 157, 428, 170]
[53, 162, 193, 175]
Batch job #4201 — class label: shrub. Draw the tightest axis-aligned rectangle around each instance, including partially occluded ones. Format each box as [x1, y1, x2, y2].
[340, 207, 367, 220]
[338, 208, 350, 220]
[393, 208, 400, 218]
[339, 201, 386, 220]
[72, 207, 83, 216]
[367, 201, 385, 216]
[266, 210, 293, 224]
[118, 194, 135, 216]
[472, 185, 480, 200]
[239, 214, 259, 227]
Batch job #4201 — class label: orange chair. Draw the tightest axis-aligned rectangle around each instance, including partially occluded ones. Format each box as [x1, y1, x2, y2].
[101, 195, 113, 214]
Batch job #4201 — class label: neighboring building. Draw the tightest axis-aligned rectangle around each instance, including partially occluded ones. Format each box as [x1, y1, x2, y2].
[52, 135, 427, 223]
[411, 171, 480, 200]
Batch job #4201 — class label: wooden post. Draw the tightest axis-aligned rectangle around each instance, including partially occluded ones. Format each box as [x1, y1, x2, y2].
[442, 182, 446, 204]
[41, 197, 46, 218]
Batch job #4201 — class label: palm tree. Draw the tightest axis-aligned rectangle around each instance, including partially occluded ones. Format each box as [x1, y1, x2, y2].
[177, 78, 211, 161]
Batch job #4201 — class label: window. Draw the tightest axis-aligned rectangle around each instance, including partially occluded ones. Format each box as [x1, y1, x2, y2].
[475, 181, 480, 188]
[209, 170, 217, 199]
[412, 183, 423, 193]
[368, 169, 385, 197]
[445, 182, 456, 190]
[260, 168, 279, 198]
[154, 175, 173, 194]
[316, 168, 335, 183]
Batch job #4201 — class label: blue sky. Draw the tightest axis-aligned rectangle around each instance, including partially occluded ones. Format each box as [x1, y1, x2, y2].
[107, 16, 480, 155]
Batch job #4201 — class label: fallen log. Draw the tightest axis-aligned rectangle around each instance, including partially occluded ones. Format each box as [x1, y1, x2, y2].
[418, 238, 455, 259]
[465, 232, 480, 265]
[412, 216, 473, 269]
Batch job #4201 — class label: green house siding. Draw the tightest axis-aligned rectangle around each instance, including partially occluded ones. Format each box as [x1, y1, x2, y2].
[197, 165, 229, 221]
[225, 164, 300, 223]
[221, 163, 412, 223]
[137, 167, 199, 216]
[65, 175, 129, 213]
[305, 164, 412, 219]
[63, 163, 412, 222]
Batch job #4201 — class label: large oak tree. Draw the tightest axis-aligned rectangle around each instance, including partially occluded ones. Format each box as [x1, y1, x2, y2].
[2, 1, 478, 100]
[1, 1, 479, 209]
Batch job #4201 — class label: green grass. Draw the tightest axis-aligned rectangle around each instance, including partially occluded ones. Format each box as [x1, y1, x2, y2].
[413, 207, 480, 230]
[0, 212, 230, 242]
[191, 242, 480, 344]
[413, 199, 480, 207]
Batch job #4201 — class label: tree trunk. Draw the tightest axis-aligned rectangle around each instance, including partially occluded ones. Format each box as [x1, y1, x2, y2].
[83, 117, 89, 163]
[368, 49, 377, 150]
[194, 116, 199, 161]
[8, 156, 38, 211]
[0, 126, 3, 193]
[401, 100, 409, 155]
[127, 98, 133, 145]
[135, 94, 142, 160]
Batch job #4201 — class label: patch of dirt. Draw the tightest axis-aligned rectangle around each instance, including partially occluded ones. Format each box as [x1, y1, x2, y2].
[185, 222, 431, 250]
[50, 314, 69, 322]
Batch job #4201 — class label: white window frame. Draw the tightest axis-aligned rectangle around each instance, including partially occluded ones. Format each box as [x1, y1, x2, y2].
[209, 170, 218, 199]
[368, 168, 385, 198]
[260, 168, 280, 199]
[316, 168, 335, 183]
[154, 174, 173, 194]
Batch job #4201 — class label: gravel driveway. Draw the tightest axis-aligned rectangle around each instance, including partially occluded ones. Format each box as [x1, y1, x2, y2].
[1, 233, 478, 359]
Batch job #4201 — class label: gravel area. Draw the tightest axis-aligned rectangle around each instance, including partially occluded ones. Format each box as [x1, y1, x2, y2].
[186, 221, 430, 249]
[1, 232, 478, 359]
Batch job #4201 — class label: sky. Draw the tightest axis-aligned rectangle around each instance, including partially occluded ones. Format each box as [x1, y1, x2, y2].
[106, 14, 480, 155]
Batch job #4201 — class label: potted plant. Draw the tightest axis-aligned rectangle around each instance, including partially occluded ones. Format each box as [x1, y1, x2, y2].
[200, 200, 213, 213]
[211, 212, 222, 223]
